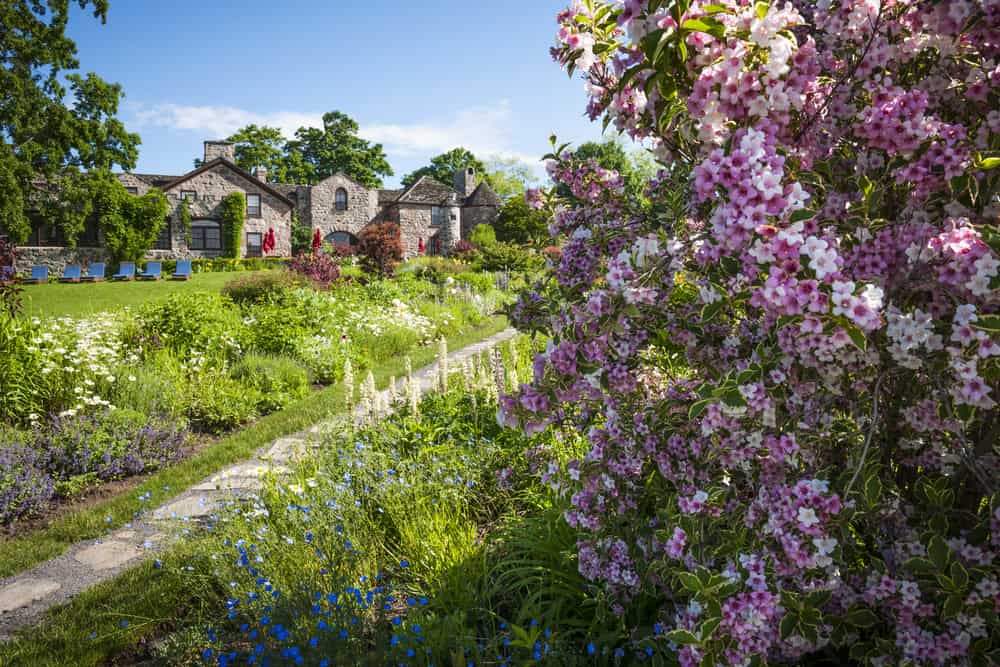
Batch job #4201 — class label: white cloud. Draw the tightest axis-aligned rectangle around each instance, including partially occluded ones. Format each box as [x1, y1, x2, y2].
[130, 100, 541, 169]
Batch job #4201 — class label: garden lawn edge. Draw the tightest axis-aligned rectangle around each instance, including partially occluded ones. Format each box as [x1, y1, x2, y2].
[0, 316, 508, 580]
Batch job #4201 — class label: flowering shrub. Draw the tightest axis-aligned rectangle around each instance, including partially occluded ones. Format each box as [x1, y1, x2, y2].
[500, 2, 1000, 665]
[287, 250, 342, 288]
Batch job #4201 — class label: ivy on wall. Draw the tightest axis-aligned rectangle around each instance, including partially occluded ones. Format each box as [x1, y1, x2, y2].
[220, 192, 246, 259]
[94, 178, 169, 263]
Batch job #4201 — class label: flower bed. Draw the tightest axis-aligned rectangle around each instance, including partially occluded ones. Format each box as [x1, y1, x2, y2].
[0, 274, 502, 524]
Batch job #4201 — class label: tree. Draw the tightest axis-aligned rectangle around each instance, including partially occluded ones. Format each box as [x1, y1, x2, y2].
[469, 223, 497, 248]
[284, 111, 392, 188]
[494, 196, 550, 246]
[225, 125, 289, 182]
[482, 156, 539, 201]
[93, 176, 167, 263]
[0, 1, 140, 244]
[502, 2, 1000, 665]
[400, 148, 485, 190]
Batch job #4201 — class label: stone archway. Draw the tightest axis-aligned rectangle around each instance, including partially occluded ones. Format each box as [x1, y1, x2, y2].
[324, 231, 359, 247]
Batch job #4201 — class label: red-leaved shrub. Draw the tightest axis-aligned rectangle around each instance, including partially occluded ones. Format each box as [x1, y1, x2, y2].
[287, 251, 341, 288]
[358, 223, 403, 277]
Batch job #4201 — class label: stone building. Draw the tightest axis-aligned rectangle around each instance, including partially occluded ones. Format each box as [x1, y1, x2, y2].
[12, 140, 501, 272]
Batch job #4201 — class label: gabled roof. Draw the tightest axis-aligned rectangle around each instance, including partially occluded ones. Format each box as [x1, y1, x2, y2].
[128, 174, 178, 189]
[315, 171, 371, 191]
[162, 158, 295, 207]
[464, 182, 501, 207]
[395, 176, 459, 205]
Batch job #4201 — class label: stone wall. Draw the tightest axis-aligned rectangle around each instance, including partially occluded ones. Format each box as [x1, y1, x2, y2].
[15, 246, 110, 277]
[165, 164, 292, 258]
[117, 173, 153, 195]
[460, 205, 499, 240]
[397, 204, 439, 257]
[305, 174, 378, 241]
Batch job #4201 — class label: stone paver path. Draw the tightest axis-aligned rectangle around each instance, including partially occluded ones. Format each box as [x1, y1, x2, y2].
[0, 328, 517, 640]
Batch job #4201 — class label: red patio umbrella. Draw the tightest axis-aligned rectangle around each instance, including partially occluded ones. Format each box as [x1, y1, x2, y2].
[263, 227, 275, 255]
[418, 237, 424, 255]
[312, 228, 322, 251]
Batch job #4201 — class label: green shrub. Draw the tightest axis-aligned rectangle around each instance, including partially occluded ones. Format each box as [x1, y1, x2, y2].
[469, 223, 497, 248]
[182, 370, 259, 433]
[474, 242, 543, 272]
[221, 272, 299, 306]
[139, 292, 242, 360]
[238, 296, 313, 357]
[398, 256, 469, 284]
[454, 271, 494, 294]
[230, 354, 311, 414]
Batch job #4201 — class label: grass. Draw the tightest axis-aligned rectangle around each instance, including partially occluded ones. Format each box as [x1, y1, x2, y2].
[20, 271, 261, 319]
[0, 315, 509, 581]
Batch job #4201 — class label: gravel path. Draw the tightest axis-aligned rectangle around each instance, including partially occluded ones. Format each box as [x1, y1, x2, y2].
[0, 328, 517, 641]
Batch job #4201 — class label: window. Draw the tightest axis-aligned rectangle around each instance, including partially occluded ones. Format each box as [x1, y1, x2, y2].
[431, 206, 442, 226]
[190, 219, 221, 251]
[78, 217, 101, 247]
[246, 193, 261, 217]
[153, 220, 171, 250]
[325, 231, 359, 247]
[335, 188, 348, 211]
[125, 186, 139, 195]
[246, 231, 263, 258]
[181, 190, 197, 202]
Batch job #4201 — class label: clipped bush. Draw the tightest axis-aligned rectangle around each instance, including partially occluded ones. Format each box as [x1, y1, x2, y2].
[220, 192, 246, 259]
[221, 271, 299, 305]
[358, 222, 403, 277]
[474, 241, 542, 272]
[230, 354, 312, 414]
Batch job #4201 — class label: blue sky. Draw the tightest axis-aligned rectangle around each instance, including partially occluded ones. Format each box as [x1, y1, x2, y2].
[66, 0, 607, 187]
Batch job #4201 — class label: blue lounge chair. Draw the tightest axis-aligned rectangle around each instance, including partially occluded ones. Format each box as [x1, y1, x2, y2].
[138, 262, 162, 281]
[58, 265, 82, 283]
[80, 263, 106, 282]
[22, 266, 48, 284]
[113, 262, 135, 281]
[172, 259, 193, 281]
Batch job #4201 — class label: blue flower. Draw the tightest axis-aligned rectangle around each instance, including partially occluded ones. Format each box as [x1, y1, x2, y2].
[202, 648, 214, 659]
[400, 560, 409, 568]
[587, 642, 596, 655]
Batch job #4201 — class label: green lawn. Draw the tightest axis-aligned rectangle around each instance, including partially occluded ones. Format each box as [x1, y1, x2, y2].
[20, 271, 258, 319]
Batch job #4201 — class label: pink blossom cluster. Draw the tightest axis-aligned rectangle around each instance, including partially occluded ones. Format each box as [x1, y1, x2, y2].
[503, 0, 1000, 664]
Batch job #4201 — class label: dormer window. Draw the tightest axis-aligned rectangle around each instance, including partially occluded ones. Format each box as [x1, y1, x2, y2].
[181, 190, 197, 202]
[335, 188, 348, 211]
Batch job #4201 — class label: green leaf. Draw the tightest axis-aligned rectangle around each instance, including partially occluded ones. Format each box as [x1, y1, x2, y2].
[928, 534, 950, 570]
[721, 389, 748, 409]
[943, 593, 964, 619]
[950, 561, 969, 590]
[676, 571, 703, 593]
[780, 613, 798, 639]
[699, 617, 721, 641]
[701, 300, 725, 323]
[845, 608, 878, 628]
[973, 315, 1000, 332]
[789, 208, 816, 223]
[755, 1, 769, 19]
[681, 17, 726, 39]
[688, 398, 713, 420]
[905, 557, 936, 573]
[978, 157, 1000, 170]
[864, 474, 883, 507]
[666, 629, 702, 646]
[844, 323, 868, 352]
[701, 4, 731, 14]
[806, 590, 832, 608]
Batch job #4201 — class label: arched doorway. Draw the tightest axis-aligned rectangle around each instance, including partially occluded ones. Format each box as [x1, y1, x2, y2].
[325, 231, 359, 256]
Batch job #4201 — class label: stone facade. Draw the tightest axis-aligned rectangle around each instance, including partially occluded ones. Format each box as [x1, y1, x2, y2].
[14, 139, 500, 269]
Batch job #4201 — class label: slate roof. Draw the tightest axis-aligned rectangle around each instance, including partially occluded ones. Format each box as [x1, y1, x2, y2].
[378, 189, 402, 205]
[395, 176, 459, 205]
[464, 182, 502, 207]
[130, 174, 178, 189]
[161, 158, 295, 207]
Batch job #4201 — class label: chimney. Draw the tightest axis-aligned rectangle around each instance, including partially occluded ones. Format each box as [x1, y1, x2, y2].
[204, 140, 236, 163]
[453, 167, 476, 198]
[254, 166, 268, 183]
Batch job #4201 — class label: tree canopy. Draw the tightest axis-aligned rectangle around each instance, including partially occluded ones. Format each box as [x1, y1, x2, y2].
[400, 148, 485, 190]
[0, 0, 140, 244]
[224, 125, 289, 182]
[284, 112, 393, 188]
[494, 195, 550, 246]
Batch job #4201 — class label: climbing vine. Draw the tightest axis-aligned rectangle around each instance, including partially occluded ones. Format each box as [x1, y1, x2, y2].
[94, 177, 168, 263]
[220, 192, 246, 259]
